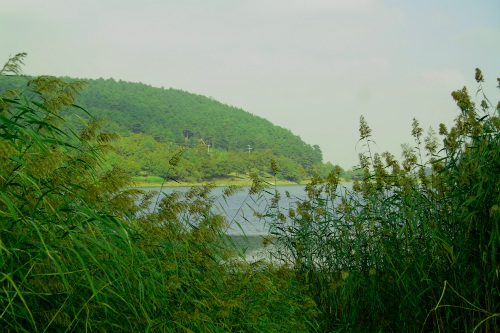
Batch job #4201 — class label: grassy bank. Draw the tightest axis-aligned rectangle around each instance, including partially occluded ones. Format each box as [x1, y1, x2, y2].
[132, 175, 353, 188]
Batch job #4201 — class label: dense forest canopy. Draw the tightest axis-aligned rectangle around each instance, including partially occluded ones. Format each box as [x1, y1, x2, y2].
[0, 75, 330, 182]
[0, 76, 322, 163]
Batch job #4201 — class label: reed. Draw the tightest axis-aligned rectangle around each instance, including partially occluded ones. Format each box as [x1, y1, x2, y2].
[3, 51, 498, 332]
[0, 54, 319, 332]
[262, 68, 500, 332]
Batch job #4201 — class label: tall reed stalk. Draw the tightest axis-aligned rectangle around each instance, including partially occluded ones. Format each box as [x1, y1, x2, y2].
[262, 69, 500, 332]
[0, 54, 319, 332]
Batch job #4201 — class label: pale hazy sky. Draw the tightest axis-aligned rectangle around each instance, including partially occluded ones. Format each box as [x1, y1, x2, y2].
[2, 0, 499, 168]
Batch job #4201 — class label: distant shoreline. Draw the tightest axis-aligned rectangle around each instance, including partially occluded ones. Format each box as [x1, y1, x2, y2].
[132, 177, 353, 188]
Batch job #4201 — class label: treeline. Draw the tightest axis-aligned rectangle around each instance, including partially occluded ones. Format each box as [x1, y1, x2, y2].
[0, 74, 323, 172]
[0, 73, 365, 184]
[107, 132, 309, 182]
[106, 132, 366, 183]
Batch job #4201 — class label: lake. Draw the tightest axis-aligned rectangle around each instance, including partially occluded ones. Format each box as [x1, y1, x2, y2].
[137, 184, 353, 261]
[138, 184, 353, 234]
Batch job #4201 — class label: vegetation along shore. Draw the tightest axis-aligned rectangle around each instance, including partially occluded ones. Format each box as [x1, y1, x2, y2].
[131, 174, 356, 188]
[1, 53, 499, 332]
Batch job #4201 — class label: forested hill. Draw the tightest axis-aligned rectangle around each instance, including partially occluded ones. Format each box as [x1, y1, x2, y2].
[0, 75, 322, 169]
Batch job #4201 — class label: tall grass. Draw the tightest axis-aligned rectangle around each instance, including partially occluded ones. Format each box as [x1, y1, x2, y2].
[3, 51, 498, 332]
[262, 69, 500, 332]
[0, 54, 319, 332]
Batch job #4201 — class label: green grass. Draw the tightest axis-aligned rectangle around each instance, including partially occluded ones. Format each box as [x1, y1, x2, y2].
[131, 175, 352, 188]
[0, 62, 319, 332]
[132, 175, 166, 183]
[2, 54, 498, 332]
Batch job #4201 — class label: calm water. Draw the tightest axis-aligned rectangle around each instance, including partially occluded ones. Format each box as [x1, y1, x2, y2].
[137, 184, 353, 236]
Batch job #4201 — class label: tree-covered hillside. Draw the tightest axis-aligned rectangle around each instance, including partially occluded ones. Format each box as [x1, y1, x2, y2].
[0, 75, 323, 171]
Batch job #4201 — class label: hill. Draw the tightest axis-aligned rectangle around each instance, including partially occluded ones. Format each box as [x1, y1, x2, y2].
[0, 75, 323, 171]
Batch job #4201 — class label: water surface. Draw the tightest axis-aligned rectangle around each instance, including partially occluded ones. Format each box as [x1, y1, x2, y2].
[138, 184, 353, 235]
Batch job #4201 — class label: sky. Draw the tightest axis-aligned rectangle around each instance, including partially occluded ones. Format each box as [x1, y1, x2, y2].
[2, 0, 499, 169]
